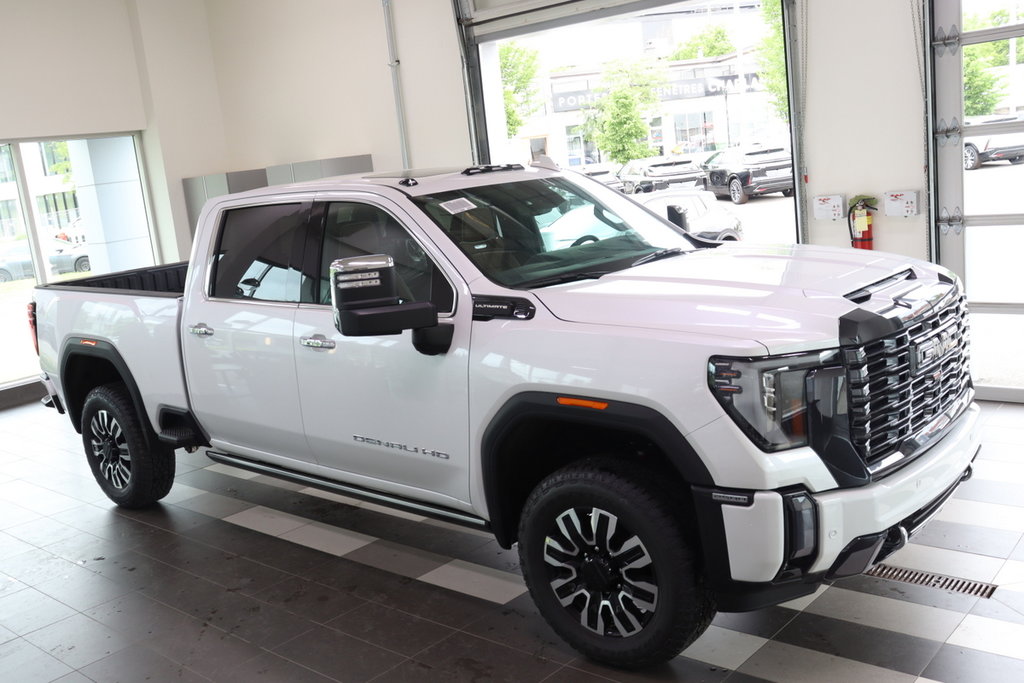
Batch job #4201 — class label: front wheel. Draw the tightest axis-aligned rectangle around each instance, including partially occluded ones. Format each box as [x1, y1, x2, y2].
[74, 256, 91, 272]
[81, 383, 175, 508]
[1010, 156, 1024, 165]
[729, 178, 749, 204]
[518, 459, 715, 669]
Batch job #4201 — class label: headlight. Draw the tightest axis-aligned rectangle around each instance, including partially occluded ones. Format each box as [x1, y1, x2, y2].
[709, 350, 841, 452]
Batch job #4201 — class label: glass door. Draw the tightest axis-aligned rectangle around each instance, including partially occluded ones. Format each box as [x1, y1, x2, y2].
[933, 0, 1024, 400]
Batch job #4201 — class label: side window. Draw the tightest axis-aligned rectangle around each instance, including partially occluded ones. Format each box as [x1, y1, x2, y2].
[320, 202, 455, 313]
[211, 203, 308, 302]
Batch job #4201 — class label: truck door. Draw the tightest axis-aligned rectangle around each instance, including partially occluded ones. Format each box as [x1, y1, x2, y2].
[292, 198, 472, 506]
[182, 200, 315, 468]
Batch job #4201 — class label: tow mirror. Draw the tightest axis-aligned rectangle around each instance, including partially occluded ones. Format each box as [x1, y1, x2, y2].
[330, 255, 437, 336]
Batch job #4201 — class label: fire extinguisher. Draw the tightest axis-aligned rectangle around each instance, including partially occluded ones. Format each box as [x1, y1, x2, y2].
[847, 195, 877, 250]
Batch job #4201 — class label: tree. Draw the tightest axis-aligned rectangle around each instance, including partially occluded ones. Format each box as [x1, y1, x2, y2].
[670, 25, 734, 61]
[963, 45, 1005, 116]
[756, 1, 789, 123]
[591, 91, 657, 164]
[583, 60, 666, 164]
[499, 42, 541, 138]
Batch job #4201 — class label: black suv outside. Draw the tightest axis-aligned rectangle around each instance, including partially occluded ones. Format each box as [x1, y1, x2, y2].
[702, 146, 794, 204]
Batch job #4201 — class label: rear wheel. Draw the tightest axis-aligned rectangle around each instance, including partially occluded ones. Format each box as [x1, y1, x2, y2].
[963, 144, 981, 170]
[518, 458, 715, 669]
[729, 178, 749, 204]
[81, 383, 175, 508]
[1010, 156, 1024, 165]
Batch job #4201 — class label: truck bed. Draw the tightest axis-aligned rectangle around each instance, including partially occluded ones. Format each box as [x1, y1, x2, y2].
[38, 261, 188, 294]
[33, 261, 191, 437]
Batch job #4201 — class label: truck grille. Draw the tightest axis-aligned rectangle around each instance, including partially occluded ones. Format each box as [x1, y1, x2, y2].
[844, 293, 971, 472]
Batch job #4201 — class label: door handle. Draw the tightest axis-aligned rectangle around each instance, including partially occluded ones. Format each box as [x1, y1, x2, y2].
[300, 335, 336, 350]
[189, 323, 214, 337]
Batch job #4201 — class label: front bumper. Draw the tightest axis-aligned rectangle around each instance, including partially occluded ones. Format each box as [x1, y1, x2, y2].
[693, 402, 982, 611]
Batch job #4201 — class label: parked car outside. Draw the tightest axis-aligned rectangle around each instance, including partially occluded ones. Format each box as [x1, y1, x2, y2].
[632, 188, 743, 241]
[0, 241, 35, 282]
[579, 162, 625, 192]
[617, 155, 704, 194]
[49, 240, 91, 274]
[963, 114, 1024, 170]
[701, 146, 794, 204]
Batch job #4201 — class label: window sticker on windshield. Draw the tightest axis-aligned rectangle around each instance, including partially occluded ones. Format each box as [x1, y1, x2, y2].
[440, 198, 477, 215]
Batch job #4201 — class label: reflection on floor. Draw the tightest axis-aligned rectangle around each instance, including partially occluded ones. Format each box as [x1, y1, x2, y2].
[0, 399, 1022, 682]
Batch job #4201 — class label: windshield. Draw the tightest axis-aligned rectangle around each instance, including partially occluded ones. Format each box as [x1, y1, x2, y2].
[413, 174, 695, 288]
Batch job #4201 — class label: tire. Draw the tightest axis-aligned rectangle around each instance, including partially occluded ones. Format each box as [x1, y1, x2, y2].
[518, 458, 715, 669]
[74, 256, 91, 272]
[0, 269, 11, 283]
[729, 178, 749, 204]
[1010, 156, 1024, 165]
[81, 383, 175, 508]
[782, 188, 794, 197]
[963, 144, 981, 170]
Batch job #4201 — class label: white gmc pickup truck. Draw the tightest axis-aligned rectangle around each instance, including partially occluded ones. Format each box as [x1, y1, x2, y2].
[30, 162, 980, 668]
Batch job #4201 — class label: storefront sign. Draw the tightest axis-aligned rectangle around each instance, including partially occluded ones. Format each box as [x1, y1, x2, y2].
[552, 73, 761, 112]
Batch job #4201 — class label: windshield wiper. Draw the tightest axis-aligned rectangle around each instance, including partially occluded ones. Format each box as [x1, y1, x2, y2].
[631, 247, 685, 267]
[523, 270, 612, 289]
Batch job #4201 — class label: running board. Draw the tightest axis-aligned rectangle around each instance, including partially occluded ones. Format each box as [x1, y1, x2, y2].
[205, 450, 491, 531]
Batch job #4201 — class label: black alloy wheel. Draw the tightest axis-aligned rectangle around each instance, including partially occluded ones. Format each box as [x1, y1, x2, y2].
[542, 505, 659, 638]
[518, 458, 715, 668]
[81, 383, 175, 507]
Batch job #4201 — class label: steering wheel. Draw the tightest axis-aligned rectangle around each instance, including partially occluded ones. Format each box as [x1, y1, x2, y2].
[571, 235, 599, 247]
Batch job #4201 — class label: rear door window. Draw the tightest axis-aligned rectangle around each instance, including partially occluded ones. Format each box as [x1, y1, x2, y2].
[210, 203, 310, 302]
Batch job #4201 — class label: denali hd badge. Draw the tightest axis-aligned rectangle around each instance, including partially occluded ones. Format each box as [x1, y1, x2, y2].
[353, 435, 450, 460]
[910, 329, 957, 376]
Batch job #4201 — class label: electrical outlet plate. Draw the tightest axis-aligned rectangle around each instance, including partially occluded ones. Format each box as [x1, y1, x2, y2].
[884, 190, 919, 217]
[813, 194, 845, 220]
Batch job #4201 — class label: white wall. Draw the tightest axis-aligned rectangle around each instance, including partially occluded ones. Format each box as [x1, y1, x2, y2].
[795, 0, 931, 259]
[0, 0, 146, 138]
[0, 0, 474, 262]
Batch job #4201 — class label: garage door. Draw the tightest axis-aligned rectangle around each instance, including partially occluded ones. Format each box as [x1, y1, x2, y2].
[932, 0, 1024, 400]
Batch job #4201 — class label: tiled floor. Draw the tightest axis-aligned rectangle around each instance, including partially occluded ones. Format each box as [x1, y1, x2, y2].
[0, 399, 1022, 682]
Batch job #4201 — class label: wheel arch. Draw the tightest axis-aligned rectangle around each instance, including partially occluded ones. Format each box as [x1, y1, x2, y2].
[481, 391, 714, 548]
[59, 337, 160, 451]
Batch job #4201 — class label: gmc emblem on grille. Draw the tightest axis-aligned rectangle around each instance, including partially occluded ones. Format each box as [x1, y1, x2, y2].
[910, 330, 957, 376]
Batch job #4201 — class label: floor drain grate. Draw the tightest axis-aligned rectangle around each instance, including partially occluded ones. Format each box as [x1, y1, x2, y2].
[865, 563, 997, 598]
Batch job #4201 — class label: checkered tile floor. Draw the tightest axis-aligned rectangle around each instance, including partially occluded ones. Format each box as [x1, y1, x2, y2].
[0, 399, 1022, 681]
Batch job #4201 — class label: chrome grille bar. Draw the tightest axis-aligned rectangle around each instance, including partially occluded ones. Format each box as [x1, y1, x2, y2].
[844, 293, 972, 474]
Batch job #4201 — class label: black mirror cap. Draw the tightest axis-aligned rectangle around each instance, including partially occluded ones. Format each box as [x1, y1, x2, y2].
[336, 301, 437, 337]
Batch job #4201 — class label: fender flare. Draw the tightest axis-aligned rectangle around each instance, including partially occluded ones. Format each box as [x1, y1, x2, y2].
[480, 391, 714, 547]
[59, 337, 160, 452]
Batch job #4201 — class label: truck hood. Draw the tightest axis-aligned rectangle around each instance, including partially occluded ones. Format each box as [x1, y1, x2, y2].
[532, 243, 945, 354]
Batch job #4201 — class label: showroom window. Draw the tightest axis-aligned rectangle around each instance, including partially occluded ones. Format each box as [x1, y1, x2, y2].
[0, 134, 155, 388]
[460, 0, 798, 244]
